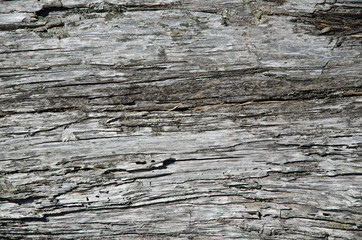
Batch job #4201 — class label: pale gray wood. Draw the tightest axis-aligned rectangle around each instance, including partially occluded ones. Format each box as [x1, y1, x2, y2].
[0, 0, 361, 239]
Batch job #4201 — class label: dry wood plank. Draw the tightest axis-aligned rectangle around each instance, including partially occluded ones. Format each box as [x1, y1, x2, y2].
[0, 0, 361, 239]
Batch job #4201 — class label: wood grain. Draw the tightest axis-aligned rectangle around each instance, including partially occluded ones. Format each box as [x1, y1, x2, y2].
[0, 0, 361, 239]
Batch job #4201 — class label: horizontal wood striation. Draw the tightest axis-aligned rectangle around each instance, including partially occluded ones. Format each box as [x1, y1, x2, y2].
[0, 0, 361, 239]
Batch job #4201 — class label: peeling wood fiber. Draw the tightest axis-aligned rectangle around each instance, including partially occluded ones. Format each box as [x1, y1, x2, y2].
[0, 0, 361, 239]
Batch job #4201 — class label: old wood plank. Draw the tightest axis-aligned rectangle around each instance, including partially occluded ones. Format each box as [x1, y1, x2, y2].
[0, 0, 361, 239]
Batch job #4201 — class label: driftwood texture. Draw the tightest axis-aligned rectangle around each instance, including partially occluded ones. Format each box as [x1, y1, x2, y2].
[0, 0, 361, 239]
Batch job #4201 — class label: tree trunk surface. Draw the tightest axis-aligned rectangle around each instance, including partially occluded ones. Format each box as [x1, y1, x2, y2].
[0, 0, 361, 239]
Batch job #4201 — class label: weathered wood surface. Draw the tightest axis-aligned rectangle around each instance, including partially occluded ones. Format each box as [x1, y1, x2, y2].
[0, 0, 361, 239]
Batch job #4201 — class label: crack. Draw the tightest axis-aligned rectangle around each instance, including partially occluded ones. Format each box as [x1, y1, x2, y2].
[283, 160, 319, 165]
[0, 48, 61, 54]
[35, 6, 69, 18]
[204, 67, 269, 79]
[0, 216, 48, 223]
[126, 173, 173, 181]
[103, 158, 177, 174]
[119, 3, 181, 12]
[0, 196, 44, 205]
[127, 158, 176, 173]
[189, 10, 218, 15]
[64, 166, 94, 174]
[32, 2, 180, 23]
[227, 182, 262, 190]
[267, 169, 311, 177]
[46, 80, 131, 88]
[34, 3, 123, 18]
[277, 143, 353, 148]
[102, 168, 127, 175]
[1, 107, 78, 116]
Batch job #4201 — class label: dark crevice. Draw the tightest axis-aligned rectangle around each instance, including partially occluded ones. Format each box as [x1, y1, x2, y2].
[103, 168, 128, 175]
[263, 0, 286, 4]
[267, 170, 311, 177]
[0, 48, 61, 54]
[127, 173, 172, 181]
[1, 107, 78, 116]
[33, 3, 176, 21]
[206, 67, 269, 79]
[103, 158, 176, 174]
[228, 182, 262, 190]
[196, 10, 218, 14]
[121, 3, 181, 12]
[50, 81, 130, 88]
[0, 196, 44, 205]
[127, 158, 176, 173]
[36, 7, 69, 18]
[0, 216, 48, 223]
[135, 161, 147, 165]
[35, 107, 78, 114]
[134, 66, 168, 71]
[64, 166, 93, 174]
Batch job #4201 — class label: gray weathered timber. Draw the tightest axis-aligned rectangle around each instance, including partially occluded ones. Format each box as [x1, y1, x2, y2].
[0, 0, 361, 239]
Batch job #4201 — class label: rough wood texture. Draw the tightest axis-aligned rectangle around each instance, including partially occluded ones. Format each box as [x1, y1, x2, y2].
[0, 0, 361, 239]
